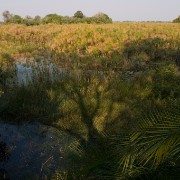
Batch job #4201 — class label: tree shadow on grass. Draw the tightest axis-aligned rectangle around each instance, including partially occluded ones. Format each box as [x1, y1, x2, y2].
[123, 37, 180, 70]
[123, 37, 180, 99]
[1, 36, 179, 142]
[0, 36, 179, 178]
[0, 81, 63, 124]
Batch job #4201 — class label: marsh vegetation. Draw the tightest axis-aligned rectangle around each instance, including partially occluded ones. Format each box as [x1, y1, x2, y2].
[0, 23, 180, 179]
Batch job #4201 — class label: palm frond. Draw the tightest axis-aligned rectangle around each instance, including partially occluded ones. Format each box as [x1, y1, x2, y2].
[114, 99, 180, 177]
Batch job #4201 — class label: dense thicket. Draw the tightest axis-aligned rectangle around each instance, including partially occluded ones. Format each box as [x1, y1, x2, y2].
[1, 10, 112, 25]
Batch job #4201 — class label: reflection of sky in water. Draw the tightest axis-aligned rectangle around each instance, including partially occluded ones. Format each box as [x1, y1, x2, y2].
[11, 57, 105, 86]
[16, 64, 33, 85]
[0, 122, 72, 179]
[15, 61, 66, 85]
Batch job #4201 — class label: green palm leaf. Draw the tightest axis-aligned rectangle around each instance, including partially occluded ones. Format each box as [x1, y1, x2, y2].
[114, 99, 180, 178]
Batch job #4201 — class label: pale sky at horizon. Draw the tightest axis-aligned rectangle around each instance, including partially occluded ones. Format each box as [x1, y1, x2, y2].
[0, 0, 179, 22]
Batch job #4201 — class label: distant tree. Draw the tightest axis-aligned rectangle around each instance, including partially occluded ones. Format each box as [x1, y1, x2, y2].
[34, 15, 41, 21]
[33, 15, 41, 25]
[25, 15, 33, 20]
[24, 15, 36, 26]
[84, 17, 93, 24]
[2, 10, 12, 22]
[42, 14, 64, 24]
[8, 15, 24, 24]
[2, 11, 24, 24]
[173, 15, 180, 23]
[63, 16, 71, 23]
[92, 12, 112, 24]
[4, 15, 24, 24]
[1, 10, 113, 25]
[73, 11, 85, 19]
[23, 15, 41, 26]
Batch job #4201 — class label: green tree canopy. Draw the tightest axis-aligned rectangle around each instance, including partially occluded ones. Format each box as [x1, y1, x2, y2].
[24, 15, 39, 26]
[92, 12, 112, 23]
[34, 16, 41, 23]
[73, 11, 85, 19]
[42, 14, 64, 24]
[2, 10, 12, 22]
[1, 10, 113, 25]
[8, 15, 24, 24]
[173, 15, 180, 23]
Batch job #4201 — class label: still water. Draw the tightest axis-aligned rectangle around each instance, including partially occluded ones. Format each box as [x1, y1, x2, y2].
[14, 57, 66, 85]
[0, 122, 73, 179]
[8, 57, 104, 86]
[0, 57, 99, 179]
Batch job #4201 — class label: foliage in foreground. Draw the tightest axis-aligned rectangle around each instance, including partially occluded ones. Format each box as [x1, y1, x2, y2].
[51, 99, 180, 180]
[114, 99, 180, 179]
[0, 71, 179, 179]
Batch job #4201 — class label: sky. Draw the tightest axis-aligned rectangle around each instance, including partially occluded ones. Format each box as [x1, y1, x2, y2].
[0, 0, 179, 22]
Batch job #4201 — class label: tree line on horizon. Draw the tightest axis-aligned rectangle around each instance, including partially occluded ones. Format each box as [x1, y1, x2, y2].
[1, 10, 113, 25]
[173, 15, 180, 23]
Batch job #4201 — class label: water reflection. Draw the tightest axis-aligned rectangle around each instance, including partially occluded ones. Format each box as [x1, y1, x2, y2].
[15, 57, 66, 85]
[7, 57, 105, 86]
[0, 122, 72, 179]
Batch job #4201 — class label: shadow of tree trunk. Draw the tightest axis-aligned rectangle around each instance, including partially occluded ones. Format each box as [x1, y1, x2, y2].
[60, 77, 105, 147]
